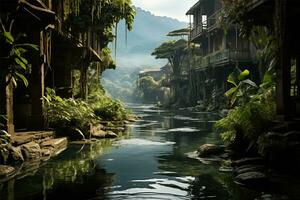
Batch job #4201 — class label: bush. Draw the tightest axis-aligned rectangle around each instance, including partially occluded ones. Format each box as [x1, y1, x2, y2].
[43, 88, 98, 137]
[214, 86, 276, 153]
[88, 92, 129, 121]
[43, 88, 130, 139]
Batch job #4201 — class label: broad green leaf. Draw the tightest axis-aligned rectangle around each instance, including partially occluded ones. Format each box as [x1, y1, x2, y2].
[225, 87, 237, 97]
[4, 32, 14, 44]
[227, 73, 237, 87]
[15, 72, 29, 87]
[15, 58, 27, 69]
[242, 79, 258, 88]
[15, 43, 39, 50]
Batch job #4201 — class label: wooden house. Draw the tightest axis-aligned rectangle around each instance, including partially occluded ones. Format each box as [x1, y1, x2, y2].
[186, 0, 258, 107]
[0, 0, 104, 133]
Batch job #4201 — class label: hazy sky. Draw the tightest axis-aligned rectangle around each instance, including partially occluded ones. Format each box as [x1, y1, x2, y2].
[132, 0, 198, 22]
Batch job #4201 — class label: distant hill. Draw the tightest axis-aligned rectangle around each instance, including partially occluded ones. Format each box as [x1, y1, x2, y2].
[102, 7, 188, 101]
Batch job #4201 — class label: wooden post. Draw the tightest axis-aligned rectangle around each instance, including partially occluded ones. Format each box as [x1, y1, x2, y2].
[80, 63, 88, 100]
[30, 31, 45, 130]
[275, 0, 291, 118]
[5, 77, 14, 136]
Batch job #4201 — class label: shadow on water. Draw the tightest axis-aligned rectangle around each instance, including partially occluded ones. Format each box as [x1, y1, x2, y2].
[1, 103, 300, 199]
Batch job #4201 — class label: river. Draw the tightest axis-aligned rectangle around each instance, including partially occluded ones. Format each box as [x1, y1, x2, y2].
[0, 104, 297, 199]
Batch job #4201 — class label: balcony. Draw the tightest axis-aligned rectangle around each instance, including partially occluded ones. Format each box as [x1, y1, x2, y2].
[207, 9, 223, 31]
[190, 23, 206, 41]
[193, 49, 254, 70]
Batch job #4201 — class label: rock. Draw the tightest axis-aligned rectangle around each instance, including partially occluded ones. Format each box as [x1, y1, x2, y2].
[21, 141, 41, 160]
[232, 157, 264, 167]
[92, 130, 118, 139]
[8, 146, 24, 162]
[0, 165, 15, 178]
[234, 171, 268, 186]
[235, 165, 266, 174]
[197, 144, 224, 157]
[92, 130, 107, 138]
[105, 131, 118, 138]
[40, 137, 68, 156]
[127, 117, 137, 122]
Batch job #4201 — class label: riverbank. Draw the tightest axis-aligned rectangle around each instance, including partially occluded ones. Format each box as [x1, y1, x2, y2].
[0, 115, 140, 183]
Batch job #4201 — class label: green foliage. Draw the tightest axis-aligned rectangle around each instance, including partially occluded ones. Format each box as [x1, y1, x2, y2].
[64, 0, 135, 58]
[135, 75, 164, 103]
[88, 92, 129, 121]
[216, 89, 275, 143]
[225, 68, 258, 107]
[152, 39, 188, 77]
[43, 88, 97, 135]
[220, 0, 251, 36]
[0, 18, 38, 88]
[44, 87, 130, 137]
[215, 72, 276, 151]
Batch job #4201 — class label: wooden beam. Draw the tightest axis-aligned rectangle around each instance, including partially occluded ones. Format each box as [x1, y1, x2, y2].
[275, 0, 291, 118]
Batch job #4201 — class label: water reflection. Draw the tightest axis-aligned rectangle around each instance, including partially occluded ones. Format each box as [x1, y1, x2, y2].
[0, 140, 115, 200]
[1, 104, 299, 199]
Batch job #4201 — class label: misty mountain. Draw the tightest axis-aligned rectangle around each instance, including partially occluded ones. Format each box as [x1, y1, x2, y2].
[102, 7, 188, 101]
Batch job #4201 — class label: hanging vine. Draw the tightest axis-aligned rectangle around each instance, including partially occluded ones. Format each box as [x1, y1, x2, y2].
[61, 0, 135, 70]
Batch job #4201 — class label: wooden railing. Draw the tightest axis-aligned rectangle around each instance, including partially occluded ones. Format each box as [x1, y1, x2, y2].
[192, 49, 253, 70]
[189, 9, 223, 41]
[190, 23, 205, 41]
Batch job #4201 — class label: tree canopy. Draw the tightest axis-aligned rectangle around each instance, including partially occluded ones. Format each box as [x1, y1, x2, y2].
[151, 39, 188, 77]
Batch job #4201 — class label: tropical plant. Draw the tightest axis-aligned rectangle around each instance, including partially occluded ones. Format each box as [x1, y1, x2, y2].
[43, 88, 98, 137]
[0, 18, 38, 88]
[225, 68, 258, 107]
[88, 92, 129, 121]
[215, 70, 276, 153]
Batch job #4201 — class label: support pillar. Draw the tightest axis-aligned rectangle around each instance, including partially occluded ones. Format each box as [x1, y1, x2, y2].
[6, 77, 14, 135]
[80, 63, 88, 100]
[30, 31, 45, 130]
[275, 0, 290, 118]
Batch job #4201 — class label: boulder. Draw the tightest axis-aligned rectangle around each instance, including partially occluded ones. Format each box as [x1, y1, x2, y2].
[40, 137, 68, 156]
[197, 144, 224, 157]
[0, 165, 15, 178]
[235, 165, 266, 174]
[235, 171, 268, 186]
[21, 141, 41, 160]
[127, 117, 137, 122]
[8, 146, 24, 162]
[232, 157, 264, 167]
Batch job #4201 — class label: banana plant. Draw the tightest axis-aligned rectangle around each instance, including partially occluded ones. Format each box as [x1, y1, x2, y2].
[225, 69, 258, 107]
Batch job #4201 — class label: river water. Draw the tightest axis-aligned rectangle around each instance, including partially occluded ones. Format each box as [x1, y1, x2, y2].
[0, 104, 298, 200]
